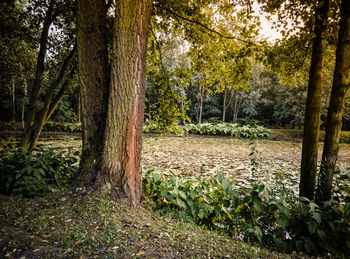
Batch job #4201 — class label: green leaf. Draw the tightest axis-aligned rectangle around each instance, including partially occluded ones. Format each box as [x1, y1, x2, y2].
[277, 215, 290, 228]
[254, 226, 263, 242]
[222, 178, 230, 192]
[307, 221, 317, 235]
[312, 212, 321, 224]
[317, 229, 326, 241]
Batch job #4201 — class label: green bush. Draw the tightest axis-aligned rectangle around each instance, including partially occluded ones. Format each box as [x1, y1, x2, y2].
[185, 123, 271, 139]
[143, 168, 350, 256]
[143, 120, 183, 135]
[0, 147, 79, 197]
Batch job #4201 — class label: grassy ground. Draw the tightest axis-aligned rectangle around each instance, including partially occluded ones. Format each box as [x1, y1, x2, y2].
[1, 190, 300, 258]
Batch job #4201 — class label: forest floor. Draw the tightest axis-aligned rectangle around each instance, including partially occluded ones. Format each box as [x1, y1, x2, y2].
[1, 191, 298, 258]
[1, 135, 349, 258]
[39, 134, 350, 194]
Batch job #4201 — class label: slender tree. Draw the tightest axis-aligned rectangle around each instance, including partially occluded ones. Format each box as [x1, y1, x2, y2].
[316, 0, 350, 203]
[299, 0, 330, 200]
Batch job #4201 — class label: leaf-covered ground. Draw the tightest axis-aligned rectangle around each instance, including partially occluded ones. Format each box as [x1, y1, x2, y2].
[1, 190, 296, 258]
[2, 135, 348, 258]
[38, 135, 350, 194]
[141, 135, 350, 194]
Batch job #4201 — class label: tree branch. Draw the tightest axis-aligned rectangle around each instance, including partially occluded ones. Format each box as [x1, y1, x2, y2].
[154, 2, 255, 45]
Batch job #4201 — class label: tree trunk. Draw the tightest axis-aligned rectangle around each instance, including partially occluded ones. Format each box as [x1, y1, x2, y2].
[233, 91, 242, 122]
[98, 0, 152, 203]
[316, 0, 350, 203]
[20, 1, 54, 149]
[77, 0, 152, 203]
[222, 85, 227, 122]
[199, 88, 204, 124]
[11, 77, 15, 122]
[21, 80, 26, 129]
[23, 1, 54, 129]
[77, 92, 81, 123]
[77, 0, 110, 186]
[299, 0, 330, 200]
[21, 45, 76, 150]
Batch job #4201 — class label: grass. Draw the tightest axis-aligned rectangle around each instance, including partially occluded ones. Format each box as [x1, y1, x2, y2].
[0, 190, 299, 258]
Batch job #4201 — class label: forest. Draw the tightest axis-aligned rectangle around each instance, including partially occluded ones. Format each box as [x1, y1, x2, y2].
[0, 0, 350, 257]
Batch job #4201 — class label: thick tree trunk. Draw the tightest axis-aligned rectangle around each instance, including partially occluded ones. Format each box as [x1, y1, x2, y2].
[77, 0, 110, 186]
[316, 0, 350, 203]
[98, 0, 151, 203]
[299, 0, 330, 200]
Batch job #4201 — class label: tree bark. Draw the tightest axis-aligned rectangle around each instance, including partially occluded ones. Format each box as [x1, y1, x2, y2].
[77, 0, 152, 203]
[77, 0, 110, 186]
[316, 0, 350, 203]
[299, 0, 330, 200]
[98, 0, 152, 202]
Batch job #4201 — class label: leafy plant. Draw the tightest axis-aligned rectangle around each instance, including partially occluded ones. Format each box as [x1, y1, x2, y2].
[143, 168, 350, 256]
[185, 123, 271, 139]
[43, 121, 82, 133]
[0, 147, 79, 197]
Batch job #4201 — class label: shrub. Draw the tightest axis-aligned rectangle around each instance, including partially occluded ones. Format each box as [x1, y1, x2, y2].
[143, 168, 350, 256]
[143, 120, 183, 135]
[185, 123, 271, 139]
[0, 146, 79, 197]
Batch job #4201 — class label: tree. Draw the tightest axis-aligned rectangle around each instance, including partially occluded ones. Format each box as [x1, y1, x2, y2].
[316, 0, 350, 202]
[20, 0, 76, 150]
[0, 1, 36, 123]
[77, 0, 152, 202]
[299, 0, 330, 200]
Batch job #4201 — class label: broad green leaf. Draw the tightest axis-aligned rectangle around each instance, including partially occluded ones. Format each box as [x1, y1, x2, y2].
[307, 221, 317, 235]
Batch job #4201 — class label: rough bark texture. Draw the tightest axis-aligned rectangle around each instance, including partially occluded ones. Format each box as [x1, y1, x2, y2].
[299, 0, 330, 200]
[316, 0, 350, 203]
[76, 0, 110, 186]
[98, 0, 152, 203]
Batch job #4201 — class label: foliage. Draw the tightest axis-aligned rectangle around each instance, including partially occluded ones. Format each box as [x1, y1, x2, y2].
[143, 168, 350, 256]
[185, 123, 271, 139]
[43, 121, 82, 133]
[143, 120, 183, 135]
[0, 146, 78, 197]
[146, 74, 190, 134]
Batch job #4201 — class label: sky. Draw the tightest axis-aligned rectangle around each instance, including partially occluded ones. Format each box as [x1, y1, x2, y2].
[252, 2, 283, 43]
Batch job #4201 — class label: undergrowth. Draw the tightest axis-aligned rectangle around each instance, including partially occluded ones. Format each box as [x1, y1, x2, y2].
[143, 168, 350, 257]
[185, 123, 272, 139]
[0, 145, 79, 197]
